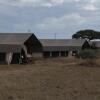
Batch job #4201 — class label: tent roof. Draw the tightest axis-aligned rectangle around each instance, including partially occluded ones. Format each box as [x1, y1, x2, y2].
[40, 39, 86, 47]
[0, 33, 33, 44]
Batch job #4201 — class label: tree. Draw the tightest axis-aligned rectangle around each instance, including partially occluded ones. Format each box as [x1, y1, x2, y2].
[72, 29, 100, 40]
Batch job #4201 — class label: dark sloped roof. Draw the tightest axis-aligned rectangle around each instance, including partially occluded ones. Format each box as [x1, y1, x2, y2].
[40, 39, 86, 47]
[39, 39, 86, 51]
[0, 33, 33, 44]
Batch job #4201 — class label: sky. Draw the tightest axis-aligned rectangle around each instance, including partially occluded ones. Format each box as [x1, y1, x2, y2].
[0, 0, 100, 39]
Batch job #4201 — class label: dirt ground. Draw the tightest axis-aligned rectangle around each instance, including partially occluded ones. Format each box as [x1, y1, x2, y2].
[0, 58, 100, 100]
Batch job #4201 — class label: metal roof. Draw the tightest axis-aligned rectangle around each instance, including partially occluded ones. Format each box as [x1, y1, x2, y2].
[0, 33, 33, 44]
[90, 41, 100, 48]
[40, 39, 86, 47]
[39, 39, 86, 51]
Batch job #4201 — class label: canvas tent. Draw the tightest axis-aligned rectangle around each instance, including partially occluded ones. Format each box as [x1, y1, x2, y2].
[90, 40, 100, 48]
[40, 39, 90, 57]
[0, 33, 42, 64]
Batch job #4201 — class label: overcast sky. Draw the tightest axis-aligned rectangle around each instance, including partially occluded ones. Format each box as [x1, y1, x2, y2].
[0, 0, 100, 38]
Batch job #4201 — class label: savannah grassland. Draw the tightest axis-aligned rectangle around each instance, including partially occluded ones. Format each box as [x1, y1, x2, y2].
[0, 58, 100, 100]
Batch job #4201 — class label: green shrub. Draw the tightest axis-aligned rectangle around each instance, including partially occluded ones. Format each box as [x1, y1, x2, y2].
[79, 49, 96, 59]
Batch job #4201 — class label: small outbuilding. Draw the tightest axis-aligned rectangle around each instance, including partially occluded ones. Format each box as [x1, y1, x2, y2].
[90, 39, 100, 49]
[40, 39, 90, 58]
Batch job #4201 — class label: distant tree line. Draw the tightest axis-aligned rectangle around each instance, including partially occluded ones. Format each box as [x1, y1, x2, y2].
[72, 29, 100, 40]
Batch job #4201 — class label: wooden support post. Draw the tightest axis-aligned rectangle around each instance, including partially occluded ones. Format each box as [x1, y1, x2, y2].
[65, 51, 67, 57]
[6, 52, 13, 65]
[59, 52, 61, 57]
[50, 52, 52, 57]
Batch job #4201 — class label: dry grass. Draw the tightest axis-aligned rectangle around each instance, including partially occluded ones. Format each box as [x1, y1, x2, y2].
[0, 58, 99, 100]
[78, 59, 100, 67]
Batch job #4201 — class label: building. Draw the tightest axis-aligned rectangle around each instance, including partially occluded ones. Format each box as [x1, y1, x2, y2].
[90, 39, 100, 49]
[0, 33, 91, 64]
[39, 39, 90, 58]
[0, 33, 42, 64]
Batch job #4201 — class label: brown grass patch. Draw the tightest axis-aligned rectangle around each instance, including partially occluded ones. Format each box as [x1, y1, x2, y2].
[0, 58, 99, 99]
[34, 57, 79, 65]
[78, 59, 100, 67]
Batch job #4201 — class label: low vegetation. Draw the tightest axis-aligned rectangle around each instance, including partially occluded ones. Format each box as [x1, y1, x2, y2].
[79, 49, 96, 59]
[0, 58, 99, 100]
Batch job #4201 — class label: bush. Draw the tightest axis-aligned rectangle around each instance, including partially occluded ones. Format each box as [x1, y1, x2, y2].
[79, 49, 96, 59]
